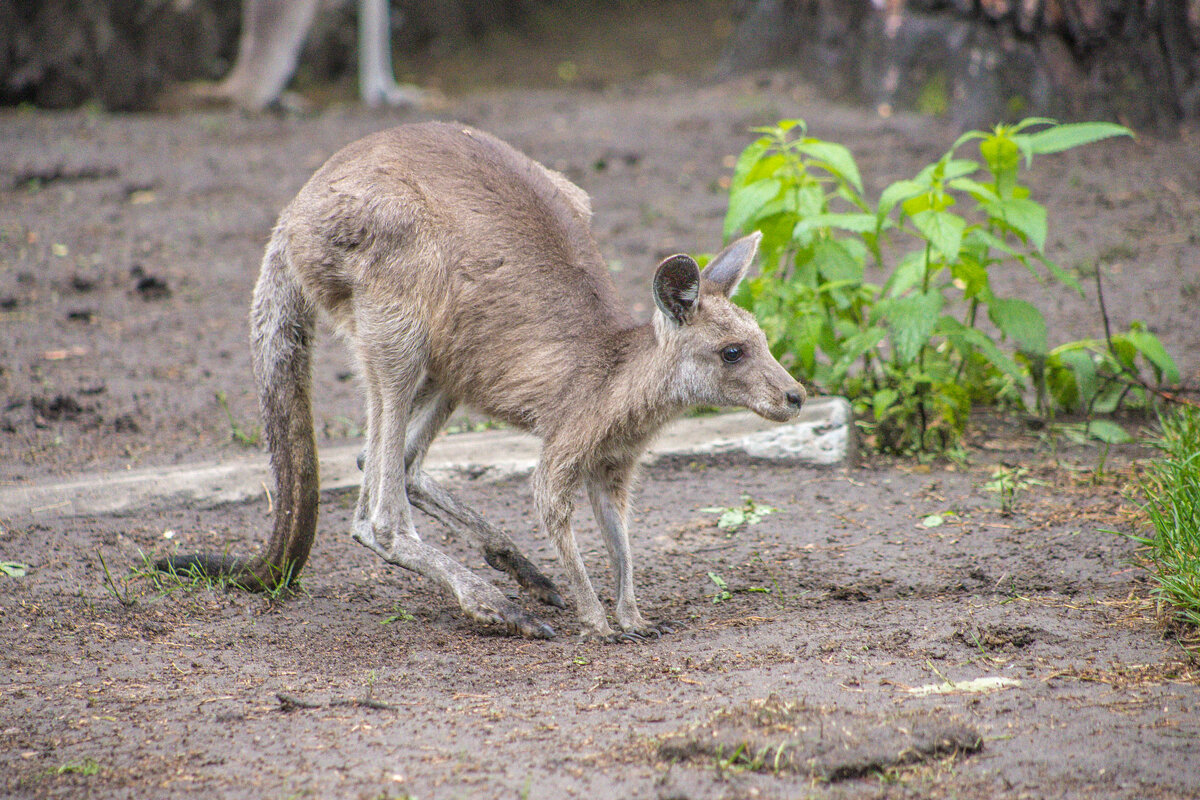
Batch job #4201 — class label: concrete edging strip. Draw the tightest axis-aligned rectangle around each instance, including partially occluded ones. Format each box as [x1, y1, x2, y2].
[0, 397, 852, 521]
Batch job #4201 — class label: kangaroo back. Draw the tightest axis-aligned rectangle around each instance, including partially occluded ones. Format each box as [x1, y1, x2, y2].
[283, 122, 637, 435]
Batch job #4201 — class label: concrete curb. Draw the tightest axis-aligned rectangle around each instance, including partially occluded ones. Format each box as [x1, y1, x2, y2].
[0, 397, 852, 521]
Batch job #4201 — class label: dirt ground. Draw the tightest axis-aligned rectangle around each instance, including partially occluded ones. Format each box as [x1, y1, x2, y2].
[3, 16, 1200, 799]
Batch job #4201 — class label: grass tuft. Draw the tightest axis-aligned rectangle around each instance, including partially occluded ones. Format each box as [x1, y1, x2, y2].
[1127, 406, 1200, 629]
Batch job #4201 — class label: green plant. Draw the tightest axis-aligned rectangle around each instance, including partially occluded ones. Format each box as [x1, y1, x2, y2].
[1126, 406, 1200, 628]
[700, 496, 777, 534]
[706, 571, 771, 604]
[97, 550, 136, 607]
[983, 465, 1045, 515]
[725, 117, 1172, 454]
[215, 390, 261, 447]
[381, 604, 416, 624]
[53, 757, 101, 776]
[708, 572, 733, 603]
[0, 561, 29, 577]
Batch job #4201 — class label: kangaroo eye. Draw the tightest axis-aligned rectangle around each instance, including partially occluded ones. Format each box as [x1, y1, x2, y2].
[720, 345, 743, 364]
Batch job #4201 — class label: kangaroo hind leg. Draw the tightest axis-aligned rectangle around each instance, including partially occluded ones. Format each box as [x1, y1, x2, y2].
[400, 386, 566, 609]
[351, 327, 553, 638]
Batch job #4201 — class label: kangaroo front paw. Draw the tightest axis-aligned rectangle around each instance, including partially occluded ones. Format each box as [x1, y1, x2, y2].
[619, 619, 677, 640]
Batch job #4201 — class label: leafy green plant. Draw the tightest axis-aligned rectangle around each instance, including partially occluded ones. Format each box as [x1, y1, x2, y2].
[725, 117, 1174, 454]
[700, 496, 778, 534]
[708, 572, 733, 603]
[1, 561, 29, 577]
[983, 465, 1046, 515]
[381, 604, 416, 624]
[1126, 406, 1200, 628]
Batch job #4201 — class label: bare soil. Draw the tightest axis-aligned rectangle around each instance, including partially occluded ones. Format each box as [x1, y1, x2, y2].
[3, 38, 1200, 800]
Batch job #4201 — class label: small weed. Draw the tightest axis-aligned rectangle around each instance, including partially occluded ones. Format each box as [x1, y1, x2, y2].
[700, 495, 778, 534]
[1, 561, 30, 577]
[97, 550, 135, 607]
[708, 572, 733, 603]
[215, 390, 261, 447]
[381, 604, 416, 624]
[53, 757, 101, 776]
[983, 465, 1045, 515]
[707, 571, 771, 604]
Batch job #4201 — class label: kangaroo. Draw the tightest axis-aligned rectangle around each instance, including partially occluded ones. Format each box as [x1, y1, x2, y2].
[159, 122, 806, 641]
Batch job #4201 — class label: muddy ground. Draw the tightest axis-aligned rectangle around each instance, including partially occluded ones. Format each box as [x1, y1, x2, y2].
[3, 20, 1200, 800]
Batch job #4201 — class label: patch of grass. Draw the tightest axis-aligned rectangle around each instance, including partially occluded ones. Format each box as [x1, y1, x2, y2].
[99, 549, 302, 606]
[52, 757, 101, 776]
[1127, 406, 1200, 628]
[215, 390, 261, 447]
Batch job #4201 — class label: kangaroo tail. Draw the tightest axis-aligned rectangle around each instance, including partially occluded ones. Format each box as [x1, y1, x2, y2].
[158, 231, 319, 592]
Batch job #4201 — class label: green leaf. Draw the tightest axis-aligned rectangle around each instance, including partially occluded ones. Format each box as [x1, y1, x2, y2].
[882, 291, 945, 364]
[879, 179, 926, 219]
[811, 239, 864, 285]
[984, 197, 1047, 251]
[1051, 348, 1098, 409]
[1033, 252, 1083, 295]
[884, 250, 927, 298]
[731, 136, 772, 188]
[1026, 122, 1133, 155]
[980, 134, 1020, 195]
[1083, 419, 1134, 444]
[872, 387, 899, 420]
[793, 212, 879, 237]
[797, 140, 863, 192]
[948, 177, 999, 203]
[1, 561, 29, 578]
[937, 317, 1026, 385]
[950, 257, 989, 299]
[725, 178, 781, 239]
[911, 209, 965, 261]
[1124, 325, 1181, 384]
[988, 297, 1048, 356]
[829, 326, 887, 385]
[938, 159, 982, 183]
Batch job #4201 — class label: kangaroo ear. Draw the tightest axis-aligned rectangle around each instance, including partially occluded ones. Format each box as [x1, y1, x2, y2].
[702, 231, 762, 297]
[653, 254, 701, 325]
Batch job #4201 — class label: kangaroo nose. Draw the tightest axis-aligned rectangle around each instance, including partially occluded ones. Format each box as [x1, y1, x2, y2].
[786, 387, 805, 409]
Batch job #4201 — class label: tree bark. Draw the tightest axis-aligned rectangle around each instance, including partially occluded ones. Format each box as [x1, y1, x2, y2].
[719, 0, 1200, 131]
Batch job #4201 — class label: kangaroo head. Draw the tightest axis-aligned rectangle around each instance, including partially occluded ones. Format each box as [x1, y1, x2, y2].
[652, 232, 806, 422]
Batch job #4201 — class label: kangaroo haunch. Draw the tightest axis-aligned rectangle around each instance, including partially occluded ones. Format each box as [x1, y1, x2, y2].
[159, 122, 806, 641]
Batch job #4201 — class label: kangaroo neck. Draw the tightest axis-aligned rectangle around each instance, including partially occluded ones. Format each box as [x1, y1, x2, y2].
[584, 321, 688, 449]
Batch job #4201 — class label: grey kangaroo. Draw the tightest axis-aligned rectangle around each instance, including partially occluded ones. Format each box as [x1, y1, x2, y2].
[160, 122, 805, 641]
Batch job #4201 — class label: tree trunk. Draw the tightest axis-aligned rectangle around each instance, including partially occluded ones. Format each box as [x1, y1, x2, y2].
[719, 0, 1200, 131]
[0, 0, 546, 111]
